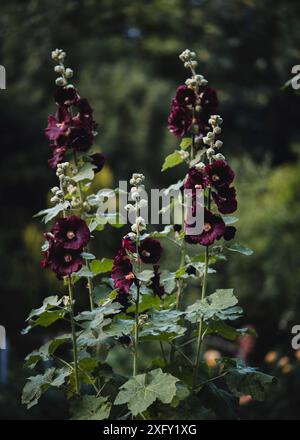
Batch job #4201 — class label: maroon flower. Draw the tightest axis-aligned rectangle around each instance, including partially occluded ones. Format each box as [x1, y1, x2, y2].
[90, 153, 105, 173]
[185, 208, 226, 246]
[139, 237, 162, 264]
[111, 249, 135, 294]
[200, 87, 219, 120]
[184, 167, 207, 190]
[48, 146, 67, 168]
[149, 264, 165, 297]
[41, 234, 83, 279]
[54, 86, 79, 106]
[205, 160, 235, 189]
[168, 100, 192, 138]
[175, 85, 196, 107]
[212, 186, 237, 214]
[45, 106, 71, 142]
[224, 226, 236, 241]
[122, 236, 136, 253]
[52, 216, 90, 250]
[67, 126, 94, 152]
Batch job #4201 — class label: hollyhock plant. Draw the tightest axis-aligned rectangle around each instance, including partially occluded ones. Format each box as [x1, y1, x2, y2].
[22, 48, 274, 421]
[51, 215, 90, 250]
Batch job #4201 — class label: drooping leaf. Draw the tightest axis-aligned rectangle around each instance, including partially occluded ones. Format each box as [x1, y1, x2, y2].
[24, 334, 70, 369]
[161, 151, 184, 172]
[226, 361, 276, 401]
[114, 368, 179, 416]
[136, 270, 155, 282]
[225, 242, 253, 256]
[22, 296, 65, 334]
[70, 395, 111, 420]
[139, 309, 186, 341]
[34, 203, 65, 224]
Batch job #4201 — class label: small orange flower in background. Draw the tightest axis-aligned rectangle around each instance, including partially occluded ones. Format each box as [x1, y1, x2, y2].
[282, 364, 292, 374]
[264, 351, 278, 363]
[295, 349, 300, 361]
[239, 395, 253, 406]
[278, 356, 290, 368]
[204, 349, 221, 368]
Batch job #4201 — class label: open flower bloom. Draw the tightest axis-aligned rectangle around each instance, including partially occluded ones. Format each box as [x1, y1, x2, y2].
[41, 234, 83, 279]
[52, 216, 90, 250]
[168, 100, 193, 138]
[185, 208, 226, 246]
[45, 106, 72, 142]
[111, 249, 135, 294]
[174, 85, 196, 107]
[212, 185, 237, 214]
[184, 166, 207, 191]
[139, 237, 162, 264]
[205, 160, 235, 189]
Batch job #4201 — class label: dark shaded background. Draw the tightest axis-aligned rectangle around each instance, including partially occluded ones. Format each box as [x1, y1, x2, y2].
[1, 0, 300, 419]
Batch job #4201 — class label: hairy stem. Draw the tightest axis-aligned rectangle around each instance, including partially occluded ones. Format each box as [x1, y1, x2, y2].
[133, 206, 141, 377]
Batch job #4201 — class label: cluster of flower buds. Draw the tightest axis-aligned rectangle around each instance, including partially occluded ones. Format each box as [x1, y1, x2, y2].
[50, 186, 64, 204]
[51, 48, 74, 87]
[127, 173, 148, 233]
[179, 49, 198, 70]
[56, 162, 72, 186]
[203, 115, 224, 159]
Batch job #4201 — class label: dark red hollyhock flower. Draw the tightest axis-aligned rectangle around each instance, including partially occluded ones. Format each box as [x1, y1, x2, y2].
[54, 86, 79, 106]
[175, 85, 196, 107]
[200, 87, 219, 120]
[74, 98, 97, 132]
[185, 208, 226, 246]
[212, 186, 237, 214]
[67, 126, 94, 152]
[48, 146, 67, 169]
[168, 100, 192, 138]
[45, 106, 71, 142]
[112, 249, 135, 294]
[41, 234, 83, 279]
[184, 167, 207, 190]
[52, 216, 90, 250]
[149, 264, 165, 297]
[224, 226, 236, 241]
[90, 153, 105, 173]
[139, 237, 162, 264]
[205, 160, 235, 189]
[122, 236, 136, 253]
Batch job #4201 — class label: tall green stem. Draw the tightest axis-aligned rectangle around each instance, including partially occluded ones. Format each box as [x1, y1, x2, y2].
[73, 152, 94, 311]
[133, 207, 141, 376]
[67, 276, 80, 395]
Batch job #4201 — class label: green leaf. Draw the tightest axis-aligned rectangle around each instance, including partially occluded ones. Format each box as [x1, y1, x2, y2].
[22, 296, 65, 334]
[161, 151, 184, 172]
[226, 361, 276, 401]
[22, 366, 71, 409]
[72, 163, 96, 182]
[136, 270, 154, 282]
[139, 309, 186, 341]
[25, 335, 70, 369]
[114, 368, 179, 416]
[74, 266, 94, 278]
[90, 258, 113, 275]
[201, 322, 255, 341]
[34, 203, 65, 224]
[180, 138, 192, 150]
[186, 289, 242, 323]
[221, 215, 239, 226]
[81, 252, 96, 260]
[160, 270, 177, 294]
[126, 293, 161, 314]
[70, 395, 111, 420]
[225, 242, 253, 256]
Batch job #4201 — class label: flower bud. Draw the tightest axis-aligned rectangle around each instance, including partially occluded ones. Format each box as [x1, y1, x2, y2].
[50, 196, 60, 203]
[206, 148, 215, 158]
[214, 153, 225, 161]
[54, 65, 65, 74]
[179, 150, 189, 160]
[56, 190, 64, 198]
[194, 162, 206, 170]
[55, 77, 67, 86]
[214, 140, 223, 149]
[65, 68, 73, 78]
[213, 126, 221, 134]
[51, 186, 60, 194]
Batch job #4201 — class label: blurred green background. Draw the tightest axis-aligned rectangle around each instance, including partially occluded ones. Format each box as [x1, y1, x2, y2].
[1, 0, 300, 419]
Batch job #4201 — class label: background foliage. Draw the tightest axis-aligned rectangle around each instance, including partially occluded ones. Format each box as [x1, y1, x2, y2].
[1, 0, 300, 419]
